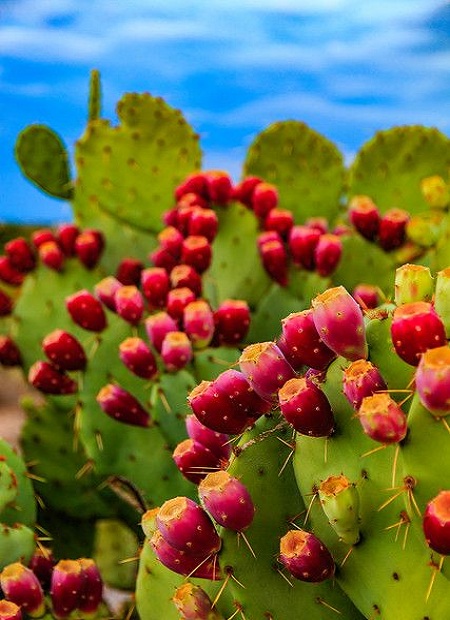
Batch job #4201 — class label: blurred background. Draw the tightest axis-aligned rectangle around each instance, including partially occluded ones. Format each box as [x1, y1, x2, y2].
[1, 0, 450, 224]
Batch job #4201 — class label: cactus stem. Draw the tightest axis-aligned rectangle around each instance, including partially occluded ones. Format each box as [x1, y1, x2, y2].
[425, 555, 445, 602]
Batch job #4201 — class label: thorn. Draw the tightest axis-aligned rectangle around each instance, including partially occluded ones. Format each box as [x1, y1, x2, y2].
[212, 571, 231, 609]
[35, 523, 52, 537]
[124, 600, 136, 620]
[75, 459, 94, 479]
[34, 493, 45, 510]
[95, 431, 104, 451]
[316, 597, 342, 615]
[324, 437, 329, 463]
[276, 567, 294, 587]
[185, 552, 214, 580]
[158, 389, 172, 414]
[210, 356, 236, 367]
[303, 492, 318, 527]
[25, 472, 47, 483]
[441, 417, 450, 435]
[278, 448, 294, 477]
[118, 555, 139, 564]
[391, 444, 400, 488]
[239, 531, 256, 558]
[361, 444, 387, 459]
[340, 546, 354, 568]
[230, 571, 246, 590]
[426, 555, 445, 602]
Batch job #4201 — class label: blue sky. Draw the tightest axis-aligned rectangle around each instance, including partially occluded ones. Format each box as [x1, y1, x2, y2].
[1, 0, 450, 223]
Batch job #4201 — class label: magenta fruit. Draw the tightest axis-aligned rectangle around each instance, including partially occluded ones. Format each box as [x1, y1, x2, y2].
[258, 237, 289, 286]
[238, 341, 295, 402]
[145, 311, 178, 352]
[172, 439, 225, 484]
[0, 600, 22, 620]
[31, 229, 56, 249]
[172, 583, 221, 620]
[0, 563, 45, 618]
[42, 329, 87, 372]
[50, 559, 83, 619]
[74, 229, 104, 269]
[415, 345, 450, 417]
[278, 377, 335, 437]
[288, 225, 321, 271]
[66, 290, 107, 332]
[348, 195, 381, 241]
[232, 176, 262, 208]
[278, 529, 335, 583]
[4, 237, 36, 272]
[28, 361, 77, 395]
[114, 285, 145, 326]
[423, 490, 450, 555]
[263, 208, 294, 239]
[166, 287, 196, 321]
[94, 276, 122, 312]
[188, 208, 219, 242]
[0, 290, 13, 316]
[352, 284, 379, 309]
[314, 233, 342, 277]
[185, 414, 232, 462]
[56, 223, 79, 256]
[150, 245, 178, 272]
[161, 331, 193, 371]
[357, 393, 407, 444]
[205, 170, 233, 204]
[183, 300, 215, 348]
[140, 267, 170, 309]
[170, 264, 202, 297]
[342, 359, 387, 410]
[0, 336, 22, 367]
[251, 182, 278, 219]
[38, 241, 65, 272]
[119, 337, 158, 380]
[198, 470, 255, 531]
[213, 299, 251, 346]
[181, 236, 212, 274]
[77, 559, 103, 615]
[115, 257, 144, 285]
[378, 208, 409, 251]
[158, 226, 184, 258]
[96, 383, 150, 427]
[0, 257, 26, 286]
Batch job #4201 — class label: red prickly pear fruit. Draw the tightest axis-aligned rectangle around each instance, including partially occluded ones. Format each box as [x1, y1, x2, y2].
[114, 285, 145, 325]
[177, 192, 208, 210]
[158, 226, 184, 259]
[94, 276, 122, 312]
[172, 583, 221, 620]
[31, 229, 56, 248]
[176, 206, 199, 236]
[348, 195, 381, 241]
[140, 267, 170, 309]
[352, 284, 379, 309]
[42, 329, 87, 371]
[167, 287, 197, 321]
[175, 172, 209, 201]
[238, 341, 295, 402]
[258, 238, 289, 286]
[213, 299, 251, 346]
[161, 331, 193, 371]
[183, 300, 215, 348]
[56, 223, 80, 256]
[115, 257, 144, 285]
[391, 301, 446, 366]
[257, 230, 282, 248]
[205, 170, 233, 204]
[150, 245, 179, 272]
[156, 497, 221, 555]
[77, 559, 103, 615]
[66, 290, 107, 332]
[5, 238, 36, 272]
[185, 414, 232, 462]
[74, 229, 104, 269]
[0, 600, 22, 620]
[198, 470, 255, 532]
[342, 359, 387, 410]
[181, 236, 212, 274]
[251, 182, 278, 219]
[278, 309, 337, 371]
[163, 207, 179, 228]
[173, 438, 225, 484]
[278, 377, 335, 437]
[119, 337, 158, 380]
[28, 547, 56, 590]
[28, 361, 77, 395]
[378, 208, 409, 251]
[0, 257, 26, 286]
[0, 336, 22, 367]
[306, 217, 329, 234]
[311, 286, 368, 361]
[288, 225, 321, 270]
[232, 176, 263, 208]
[213, 368, 272, 423]
[150, 530, 221, 580]
[96, 383, 150, 427]
[170, 264, 202, 297]
[314, 233, 342, 277]
[38, 241, 65, 272]
[415, 345, 450, 417]
[423, 490, 450, 555]
[50, 559, 83, 619]
[278, 529, 335, 583]
[0, 290, 13, 316]
[357, 393, 407, 443]
[188, 208, 219, 242]
[145, 311, 178, 352]
[0, 563, 45, 618]
[263, 208, 294, 239]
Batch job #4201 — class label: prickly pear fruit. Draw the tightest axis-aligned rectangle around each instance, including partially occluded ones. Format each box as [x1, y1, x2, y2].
[357, 393, 407, 443]
[96, 383, 151, 427]
[41, 329, 87, 371]
[119, 337, 158, 380]
[198, 470, 255, 532]
[423, 490, 450, 555]
[278, 376, 335, 437]
[239, 341, 295, 401]
[213, 300, 250, 346]
[278, 529, 335, 583]
[28, 361, 77, 395]
[415, 345, 450, 417]
[161, 332, 193, 371]
[66, 290, 107, 332]
[0, 563, 45, 618]
[342, 359, 387, 410]
[348, 195, 380, 241]
[173, 439, 224, 484]
[318, 475, 360, 545]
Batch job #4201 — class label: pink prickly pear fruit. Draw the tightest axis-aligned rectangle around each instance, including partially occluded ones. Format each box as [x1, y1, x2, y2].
[277, 309, 337, 371]
[0, 563, 45, 618]
[213, 299, 251, 346]
[306, 217, 329, 234]
[161, 331, 193, 371]
[96, 383, 150, 427]
[74, 229, 104, 269]
[42, 329, 87, 372]
[188, 208, 219, 242]
[145, 311, 178, 352]
[263, 208, 294, 239]
[0, 290, 13, 316]
[163, 207, 180, 228]
[213, 369, 272, 424]
[177, 192, 208, 210]
[175, 172, 209, 201]
[415, 345, 450, 417]
[0, 257, 26, 286]
[150, 245, 178, 273]
[0, 336, 22, 367]
[278, 529, 335, 583]
[94, 276, 122, 312]
[31, 228, 56, 248]
[258, 238, 289, 287]
[352, 284, 379, 309]
[205, 170, 233, 204]
[66, 290, 107, 332]
[28, 361, 77, 395]
[170, 264, 202, 297]
[251, 182, 278, 219]
[391, 301, 446, 366]
[119, 337, 158, 379]
[114, 285, 145, 325]
[167, 287, 196, 321]
[173, 439, 225, 484]
[115, 258, 144, 285]
[278, 377, 335, 437]
[50, 559, 83, 619]
[140, 267, 170, 309]
[185, 414, 232, 462]
[348, 195, 380, 241]
[172, 582, 223, 620]
[0, 600, 22, 620]
[288, 225, 321, 271]
[239, 341, 296, 402]
[342, 359, 387, 410]
[28, 547, 55, 590]
[232, 176, 263, 208]
[181, 236, 212, 274]
[357, 393, 407, 444]
[5, 237, 36, 272]
[423, 491, 450, 555]
[378, 208, 409, 251]
[38, 241, 65, 272]
[311, 286, 368, 361]
[198, 470, 255, 532]
[150, 530, 221, 580]
[77, 559, 103, 615]
[314, 233, 342, 277]
[156, 497, 221, 555]
[257, 230, 282, 249]
[183, 300, 215, 348]
[158, 226, 184, 259]
[176, 206, 199, 236]
[56, 223, 79, 256]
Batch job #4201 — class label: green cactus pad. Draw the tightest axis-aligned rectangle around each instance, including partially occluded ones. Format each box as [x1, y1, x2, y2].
[93, 519, 139, 590]
[348, 126, 450, 215]
[243, 121, 345, 224]
[88, 69, 102, 122]
[0, 436, 36, 527]
[15, 125, 73, 200]
[0, 523, 36, 570]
